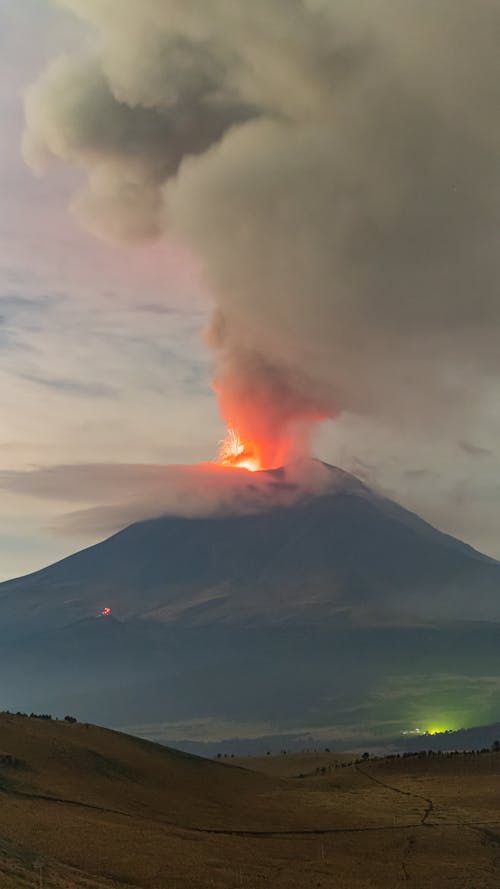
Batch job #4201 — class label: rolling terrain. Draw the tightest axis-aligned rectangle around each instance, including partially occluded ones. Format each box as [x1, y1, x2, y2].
[2, 713, 500, 888]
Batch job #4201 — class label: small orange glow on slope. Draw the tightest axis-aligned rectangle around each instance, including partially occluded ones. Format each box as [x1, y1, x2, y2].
[218, 428, 261, 472]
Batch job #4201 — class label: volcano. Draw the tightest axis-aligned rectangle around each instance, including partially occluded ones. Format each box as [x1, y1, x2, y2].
[2, 461, 500, 742]
[1, 462, 499, 635]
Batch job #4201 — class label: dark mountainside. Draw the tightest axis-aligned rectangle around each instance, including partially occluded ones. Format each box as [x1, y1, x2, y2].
[1, 462, 499, 738]
[1, 462, 499, 635]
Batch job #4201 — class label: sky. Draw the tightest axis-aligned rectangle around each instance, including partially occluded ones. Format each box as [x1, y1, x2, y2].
[1, 0, 499, 581]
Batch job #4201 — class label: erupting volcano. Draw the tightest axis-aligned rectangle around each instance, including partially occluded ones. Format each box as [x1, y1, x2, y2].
[217, 424, 299, 473]
[216, 426, 290, 473]
[218, 428, 261, 472]
[19, 0, 500, 573]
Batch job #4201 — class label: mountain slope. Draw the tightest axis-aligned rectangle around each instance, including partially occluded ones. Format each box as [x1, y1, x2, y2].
[1, 462, 499, 738]
[0, 462, 498, 637]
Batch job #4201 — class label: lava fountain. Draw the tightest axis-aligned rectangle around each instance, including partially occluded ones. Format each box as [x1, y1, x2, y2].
[217, 428, 262, 472]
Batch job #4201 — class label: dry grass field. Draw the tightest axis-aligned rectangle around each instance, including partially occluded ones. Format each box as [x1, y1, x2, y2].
[1, 713, 500, 888]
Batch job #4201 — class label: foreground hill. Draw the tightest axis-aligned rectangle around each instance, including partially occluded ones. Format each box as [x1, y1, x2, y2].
[1, 462, 499, 640]
[2, 713, 500, 888]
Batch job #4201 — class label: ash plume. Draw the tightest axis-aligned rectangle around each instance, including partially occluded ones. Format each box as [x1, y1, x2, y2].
[23, 0, 500, 456]
[0, 460, 348, 535]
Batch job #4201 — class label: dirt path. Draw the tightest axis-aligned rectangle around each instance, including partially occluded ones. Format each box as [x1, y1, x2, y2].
[5, 772, 500, 846]
[5, 780, 500, 841]
[355, 764, 434, 825]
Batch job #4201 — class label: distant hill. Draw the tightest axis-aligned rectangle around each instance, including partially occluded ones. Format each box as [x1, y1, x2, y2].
[400, 722, 500, 754]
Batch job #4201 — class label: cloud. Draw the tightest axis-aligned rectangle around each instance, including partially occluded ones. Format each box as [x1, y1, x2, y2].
[459, 441, 493, 459]
[20, 0, 500, 465]
[17, 372, 117, 398]
[0, 459, 352, 535]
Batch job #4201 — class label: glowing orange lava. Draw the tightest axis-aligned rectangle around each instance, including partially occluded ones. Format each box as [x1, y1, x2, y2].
[218, 428, 261, 472]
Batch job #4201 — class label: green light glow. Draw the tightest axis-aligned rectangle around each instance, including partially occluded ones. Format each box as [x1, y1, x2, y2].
[426, 725, 449, 736]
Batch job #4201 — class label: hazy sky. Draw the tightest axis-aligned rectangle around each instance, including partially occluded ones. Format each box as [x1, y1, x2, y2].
[1, 0, 499, 580]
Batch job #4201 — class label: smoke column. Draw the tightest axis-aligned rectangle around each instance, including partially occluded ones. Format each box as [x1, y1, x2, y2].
[23, 1, 500, 465]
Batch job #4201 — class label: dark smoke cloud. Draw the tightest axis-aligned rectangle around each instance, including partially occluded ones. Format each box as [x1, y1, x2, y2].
[23, 0, 500, 453]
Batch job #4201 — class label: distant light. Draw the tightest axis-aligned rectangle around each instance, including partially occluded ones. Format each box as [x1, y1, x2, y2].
[426, 725, 448, 736]
[100, 607, 111, 617]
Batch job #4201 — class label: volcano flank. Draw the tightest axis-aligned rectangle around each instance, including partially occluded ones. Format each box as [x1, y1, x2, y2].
[2, 462, 500, 743]
[2, 462, 498, 632]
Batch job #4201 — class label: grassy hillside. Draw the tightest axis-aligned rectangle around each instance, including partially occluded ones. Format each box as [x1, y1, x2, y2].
[2, 713, 500, 887]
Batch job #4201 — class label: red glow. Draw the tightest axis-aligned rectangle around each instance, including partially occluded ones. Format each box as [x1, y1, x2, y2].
[218, 428, 261, 471]
[100, 607, 111, 617]
[217, 427, 293, 472]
